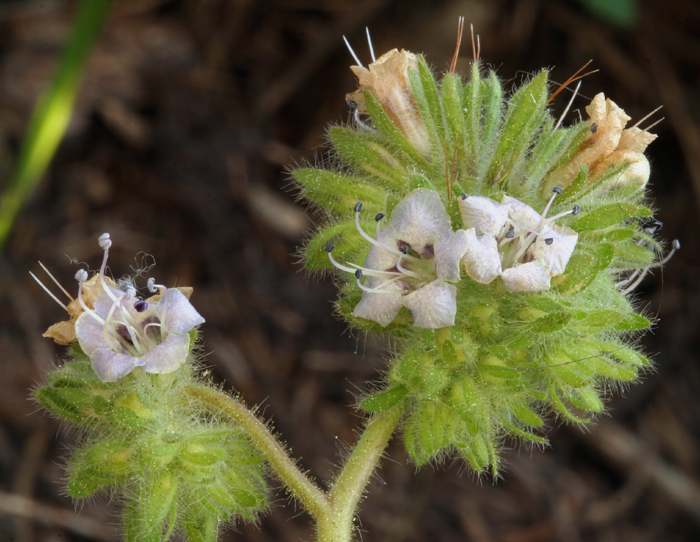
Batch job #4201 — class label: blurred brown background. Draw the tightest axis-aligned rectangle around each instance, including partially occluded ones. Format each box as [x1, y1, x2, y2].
[0, 0, 699, 540]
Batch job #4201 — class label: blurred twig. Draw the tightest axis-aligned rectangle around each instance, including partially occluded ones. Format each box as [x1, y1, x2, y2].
[0, 0, 111, 250]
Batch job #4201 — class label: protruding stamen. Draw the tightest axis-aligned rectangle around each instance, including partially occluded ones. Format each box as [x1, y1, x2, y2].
[38, 262, 74, 301]
[572, 205, 580, 216]
[347, 100, 357, 109]
[505, 230, 515, 239]
[365, 27, 376, 63]
[75, 269, 88, 283]
[591, 122, 598, 133]
[325, 244, 335, 252]
[147, 277, 166, 294]
[396, 254, 421, 279]
[658, 239, 680, 266]
[552, 186, 563, 195]
[354, 202, 363, 213]
[460, 193, 468, 200]
[98, 233, 119, 305]
[30, 271, 68, 311]
[552, 80, 582, 133]
[544, 238, 554, 245]
[355, 269, 363, 279]
[343, 35, 363, 67]
[353, 109, 371, 130]
[375, 213, 385, 222]
[355, 205, 405, 258]
[98, 233, 112, 250]
[134, 300, 148, 312]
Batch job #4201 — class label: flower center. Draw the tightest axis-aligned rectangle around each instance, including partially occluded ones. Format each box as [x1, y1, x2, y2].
[325, 202, 437, 294]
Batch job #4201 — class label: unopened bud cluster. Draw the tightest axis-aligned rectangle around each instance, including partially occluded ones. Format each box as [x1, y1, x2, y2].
[295, 45, 672, 472]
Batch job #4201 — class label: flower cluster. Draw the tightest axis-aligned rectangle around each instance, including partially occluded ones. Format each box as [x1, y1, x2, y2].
[294, 40, 675, 473]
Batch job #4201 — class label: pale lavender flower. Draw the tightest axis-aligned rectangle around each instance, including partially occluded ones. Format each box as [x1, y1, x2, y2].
[459, 190, 579, 293]
[327, 189, 468, 328]
[74, 234, 204, 382]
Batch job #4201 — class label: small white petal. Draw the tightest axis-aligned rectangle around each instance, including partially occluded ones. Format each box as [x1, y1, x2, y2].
[533, 224, 578, 276]
[434, 229, 469, 282]
[403, 280, 457, 328]
[501, 262, 552, 292]
[461, 228, 502, 284]
[352, 279, 405, 327]
[502, 196, 542, 231]
[458, 196, 509, 237]
[384, 189, 451, 250]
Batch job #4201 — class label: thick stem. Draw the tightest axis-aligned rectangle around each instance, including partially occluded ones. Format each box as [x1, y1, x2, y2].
[316, 406, 403, 542]
[184, 383, 330, 520]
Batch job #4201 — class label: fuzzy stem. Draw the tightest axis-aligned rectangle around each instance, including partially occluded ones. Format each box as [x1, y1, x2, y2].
[184, 383, 330, 520]
[316, 406, 403, 542]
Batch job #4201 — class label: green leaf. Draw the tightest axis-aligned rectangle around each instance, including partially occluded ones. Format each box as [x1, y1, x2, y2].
[360, 385, 409, 413]
[570, 203, 652, 231]
[613, 240, 655, 265]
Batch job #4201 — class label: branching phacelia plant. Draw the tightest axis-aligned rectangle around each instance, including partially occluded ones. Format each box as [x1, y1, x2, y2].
[34, 25, 676, 542]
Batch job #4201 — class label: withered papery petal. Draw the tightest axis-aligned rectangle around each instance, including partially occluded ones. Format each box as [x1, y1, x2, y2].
[403, 280, 457, 329]
[461, 228, 502, 284]
[348, 49, 430, 156]
[434, 229, 469, 282]
[352, 279, 404, 327]
[459, 196, 509, 237]
[501, 262, 552, 292]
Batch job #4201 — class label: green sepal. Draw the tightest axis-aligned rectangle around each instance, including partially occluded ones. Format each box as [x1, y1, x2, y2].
[613, 239, 655, 266]
[293, 168, 387, 215]
[568, 388, 605, 413]
[304, 221, 364, 270]
[363, 89, 428, 167]
[477, 71, 503, 178]
[588, 357, 638, 381]
[549, 384, 591, 424]
[35, 386, 94, 425]
[46, 359, 102, 388]
[183, 513, 219, 542]
[513, 403, 545, 428]
[528, 311, 573, 333]
[329, 127, 408, 190]
[570, 202, 652, 231]
[502, 421, 546, 444]
[410, 56, 445, 151]
[360, 384, 408, 413]
[455, 433, 490, 473]
[554, 243, 614, 296]
[487, 72, 548, 188]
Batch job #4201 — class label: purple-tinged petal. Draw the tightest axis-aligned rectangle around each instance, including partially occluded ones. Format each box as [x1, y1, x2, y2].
[156, 288, 205, 334]
[363, 240, 400, 274]
[461, 229, 502, 284]
[75, 311, 110, 356]
[90, 349, 142, 382]
[533, 224, 578, 276]
[459, 196, 509, 237]
[403, 280, 457, 328]
[140, 333, 191, 374]
[384, 189, 451, 249]
[93, 287, 127, 318]
[501, 262, 551, 292]
[352, 279, 404, 327]
[434, 229, 469, 282]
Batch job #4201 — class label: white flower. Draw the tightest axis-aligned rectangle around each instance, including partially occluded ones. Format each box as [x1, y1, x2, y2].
[459, 191, 579, 293]
[73, 234, 204, 382]
[327, 189, 468, 328]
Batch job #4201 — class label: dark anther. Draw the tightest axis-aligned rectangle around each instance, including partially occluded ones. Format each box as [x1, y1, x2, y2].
[572, 205, 580, 215]
[324, 244, 335, 253]
[654, 220, 664, 231]
[375, 213, 385, 222]
[347, 99, 357, 109]
[590, 122, 598, 133]
[354, 269, 363, 279]
[354, 202, 363, 213]
[545, 238, 554, 245]
[134, 300, 148, 312]
[673, 239, 681, 250]
[400, 246, 409, 254]
[460, 193, 468, 200]
[505, 230, 515, 238]
[553, 186, 563, 195]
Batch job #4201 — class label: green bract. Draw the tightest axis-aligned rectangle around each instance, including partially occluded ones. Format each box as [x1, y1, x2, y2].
[37, 338, 267, 542]
[295, 50, 662, 474]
